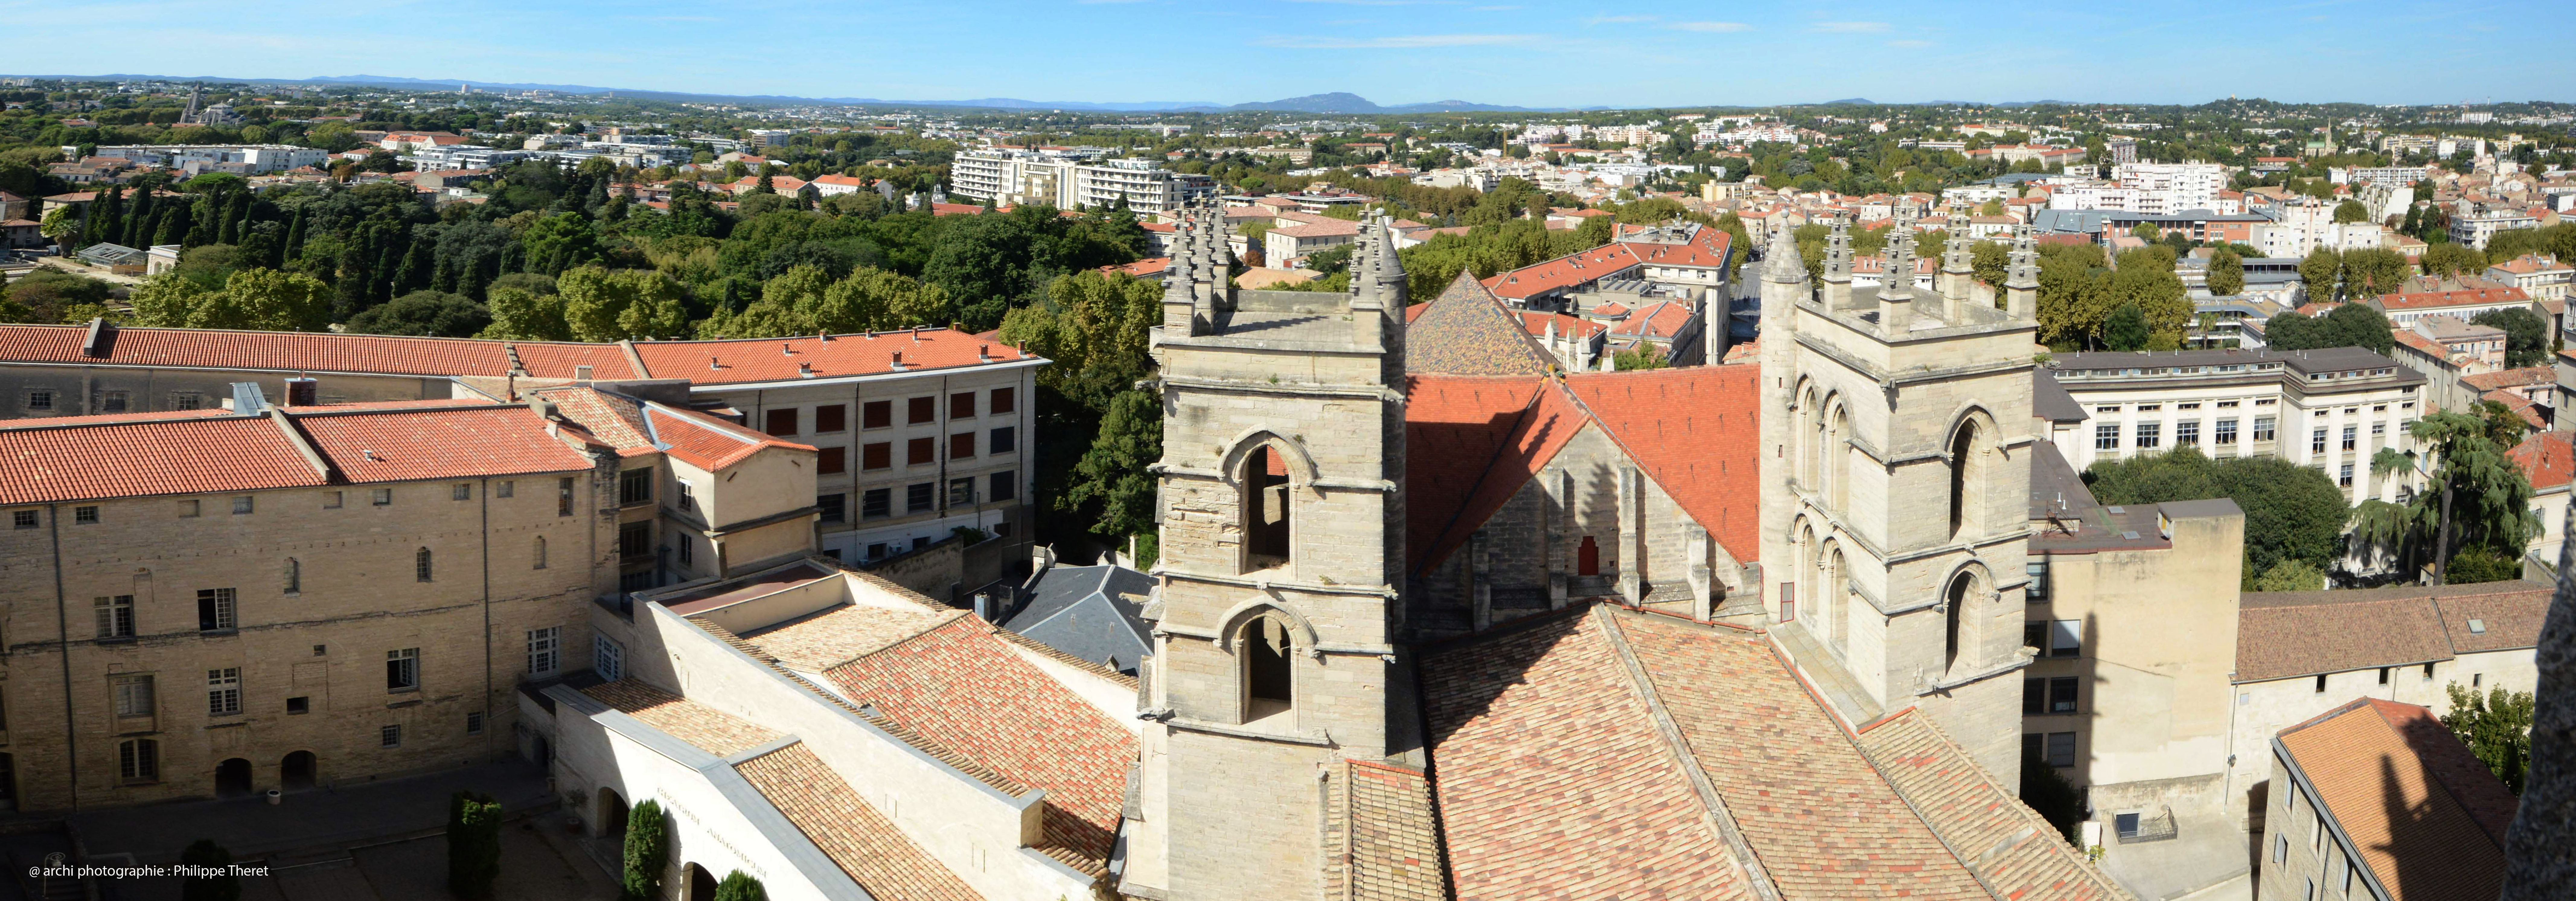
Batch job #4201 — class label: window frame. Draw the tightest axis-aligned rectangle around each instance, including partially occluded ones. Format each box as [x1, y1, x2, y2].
[207, 667, 242, 717]
[387, 647, 420, 693]
[528, 627, 561, 676]
[197, 588, 237, 633]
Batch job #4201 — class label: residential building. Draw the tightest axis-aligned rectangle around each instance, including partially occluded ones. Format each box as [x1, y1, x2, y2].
[2042, 348, 2424, 502]
[1478, 221, 1733, 309]
[2488, 253, 2574, 303]
[2392, 315, 2512, 412]
[2452, 207, 2541, 249]
[2258, 699, 2515, 901]
[948, 149, 1213, 213]
[2370, 285, 2552, 335]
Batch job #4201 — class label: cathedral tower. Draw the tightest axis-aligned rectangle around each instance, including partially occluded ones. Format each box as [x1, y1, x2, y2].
[1757, 218, 2039, 782]
[1124, 208, 1408, 900]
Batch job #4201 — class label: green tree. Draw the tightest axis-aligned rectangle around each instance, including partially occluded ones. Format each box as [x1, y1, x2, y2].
[2088, 448, 2349, 581]
[2472, 307, 2549, 368]
[2249, 559, 2325, 592]
[2348, 406, 2538, 585]
[2207, 248, 2245, 297]
[712, 870, 769, 901]
[2339, 248, 2411, 297]
[622, 800, 668, 901]
[39, 206, 78, 255]
[446, 791, 502, 900]
[2332, 200, 2369, 223]
[131, 268, 332, 332]
[1613, 343, 1671, 370]
[558, 266, 689, 341]
[2421, 242, 2486, 278]
[1063, 390, 1162, 563]
[521, 211, 603, 276]
[346, 290, 491, 337]
[482, 287, 572, 341]
[2441, 683, 2536, 795]
[180, 839, 242, 901]
[2102, 301, 2151, 351]
[3, 269, 115, 322]
[2299, 247, 2343, 302]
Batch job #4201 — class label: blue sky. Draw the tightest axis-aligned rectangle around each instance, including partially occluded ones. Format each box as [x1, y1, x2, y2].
[2, 0, 2562, 108]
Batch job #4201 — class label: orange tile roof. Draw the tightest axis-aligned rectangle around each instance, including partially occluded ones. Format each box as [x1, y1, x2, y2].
[643, 403, 812, 470]
[732, 743, 983, 901]
[2481, 389, 2547, 428]
[2509, 430, 2574, 491]
[2460, 365, 2552, 391]
[1482, 243, 1643, 300]
[581, 679, 782, 757]
[292, 405, 595, 484]
[0, 323, 640, 380]
[822, 615, 1135, 864]
[0, 413, 326, 505]
[2277, 699, 2514, 899]
[1857, 711, 2128, 899]
[2373, 287, 2531, 311]
[1402, 375, 1545, 566]
[1566, 365, 1763, 565]
[1325, 760, 1447, 901]
[628, 329, 1036, 386]
[1412, 380, 1594, 574]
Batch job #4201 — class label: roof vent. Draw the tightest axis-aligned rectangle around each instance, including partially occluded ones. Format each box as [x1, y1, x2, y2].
[2469, 618, 2487, 634]
[798, 362, 815, 378]
[890, 351, 906, 370]
[2106, 505, 2125, 514]
[781, 343, 796, 356]
[362, 449, 379, 461]
[819, 332, 833, 342]
[230, 382, 269, 414]
[2119, 531, 2140, 540]
[80, 317, 116, 358]
[979, 344, 992, 362]
[574, 364, 593, 381]
[708, 356, 722, 370]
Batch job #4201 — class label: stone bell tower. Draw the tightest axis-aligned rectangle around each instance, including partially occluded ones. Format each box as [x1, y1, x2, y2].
[1122, 206, 1408, 901]
[1757, 216, 2038, 781]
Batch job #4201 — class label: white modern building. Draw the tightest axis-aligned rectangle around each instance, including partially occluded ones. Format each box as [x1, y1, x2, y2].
[75, 144, 328, 174]
[949, 149, 1216, 213]
[2041, 348, 2424, 505]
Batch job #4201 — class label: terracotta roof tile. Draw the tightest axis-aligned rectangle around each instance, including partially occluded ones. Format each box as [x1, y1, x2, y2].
[0, 414, 325, 505]
[1481, 243, 1643, 300]
[1325, 760, 1449, 901]
[1403, 271, 1559, 376]
[644, 403, 813, 470]
[2508, 431, 2574, 492]
[291, 406, 596, 484]
[732, 742, 985, 901]
[2373, 287, 2532, 311]
[1413, 380, 1593, 574]
[738, 602, 962, 672]
[0, 323, 638, 379]
[530, 386, 653, 455]
[581, 679, 782, 756]
[2429, 583, 2552, 654]
[1402, 375, 1544, 568]
[1565, 366, 1763, 564]
[2277, 699, 2513, 899]
[629, 329, 1036, 386]
[2234, 582, 2554, 682]
[2460, 365, 2553, 392]
[1856, 711, 2129, 899]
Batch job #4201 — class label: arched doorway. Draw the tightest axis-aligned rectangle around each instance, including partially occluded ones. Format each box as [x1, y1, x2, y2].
[215, 758, 253, 798]
[598, 787, 629, 838]
[686, 863, 719, 901]
[280, 751, 317, 791]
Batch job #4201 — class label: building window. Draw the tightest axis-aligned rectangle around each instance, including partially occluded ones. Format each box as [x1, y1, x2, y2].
[818, 494, 846, 523]
[497, 481, 514, 499]
[1242, 445, 1292, 570]
[286, 696, 309, 715]
[907, 396, 936, 425]
[207, 668, 241, 717]
[618, 522, 650, 558]
[950, 391, 977, 419]
[2175, 421, 2199, 445]
[2342, 425, 2357, 450]
[906, 483, 935, 513]
[906, 437, 935, 466]
[2315, 673, 2328, 693]
[372, 488, 393, 506]
[386, 648, 420, 692]
[990, 426, 1017, 454]
[10, 510, 34, 529]
[24, 390, 52, 412]
[765, 408, 799, 436]
[946, 478, 975, 508]
[815, 404, 847, 433]
[2312, 428, 2328, 454]
[415, 547, 434, 582]
[558, 477, 576, 516]
[2024, 620, 2047, 652]
[676, 479, 693, 506]
[179, 499, 200, 518]
[2275, 834, 2288, 864]
[2422, 662, 2434, 681]
[676, 536, 693, 566]
[119, 738, 159, 783]
[2339, 463, 2354, 487]
[2216, 419, 2239, 445]
[381, 725, 403, 748]
[862, 442, 891, 470]
[74, 505, 97, 524]
[232, 495, 254, 515]
[2255, 417, 2277, 441]
[2024, 678, 2046, 715]
[2049, 676, 2079, 713]
[528, 627, 560, 676]
[2378, 666, 2391, 685]
[2370, 422, 2385, 438]
[1242, 615, 1295, 721]
[2025, 561, 2048, 604]
[595, 636, 625, 681]
[324, 490, 343, 509]
[862, 400, 892, 429]
[101, 391, 129, 413]
[862, 488, 891, 519]
[532, 536, 547, 570]
[949, 432, 975, 460]
[197, 588, 237, 632]
[618, 467, 652, 506]
[2049, 620, 2081, 658]
[113, 674, 155, 718]
[283, 558, 300, 595]
[2134, 422, 2161, 449]
[95, 595, 136, 638]
[991, 387, 1015, 415]
[2095, 423, 2120, 450]
[450, 483, 471, 501]
[818, 447, 847, 475]
[2044, 732, 2076, 768]
[990, 471, 1018, 502]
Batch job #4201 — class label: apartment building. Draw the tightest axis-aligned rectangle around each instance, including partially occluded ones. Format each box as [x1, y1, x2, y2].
[2043, 348, 2424, 503]
[74, 144, 329, 175]
[2451, 207, 2540, 250]
[2488, 253, 2573, 303]
[948, 149, 1214, 213]
[2259, 698, 2513, 901]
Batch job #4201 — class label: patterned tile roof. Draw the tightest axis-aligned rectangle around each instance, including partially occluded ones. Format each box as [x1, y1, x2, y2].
[2236, 581, 2552, 682]
[1325, 760, 1449, 901]
[2277, 698, 2514, 900]
[740, 602, 963, 672]
[1401, 271, 1559, 376]
[2430, 583, 2553, 655]
[1411, 380, 1593, 574]
[581, 679, 782, 757]
[2509, 431, 2574, 493]
[732, 742, 985, 901]
[531, 386, 653, 455]
[0, 414, 325, 505]
[292, 406, 597, 484]
[0, 323, 639, 379]
[2373, 287, 2532, 311]
[629, 329, 1038, 386]
[1564, 366, 1764, 565]
[1856, 712, 2129, 899]
[821, 615, 1136, 864]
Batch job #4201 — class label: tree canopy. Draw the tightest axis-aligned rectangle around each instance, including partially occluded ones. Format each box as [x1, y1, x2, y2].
[2085, 446, 2350, 587]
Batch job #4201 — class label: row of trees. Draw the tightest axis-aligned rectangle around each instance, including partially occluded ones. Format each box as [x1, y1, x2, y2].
[2082, 447, 2351, 590]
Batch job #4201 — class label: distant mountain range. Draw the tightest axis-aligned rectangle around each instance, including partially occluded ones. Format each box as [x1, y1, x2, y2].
[14, 75, 1572, 114]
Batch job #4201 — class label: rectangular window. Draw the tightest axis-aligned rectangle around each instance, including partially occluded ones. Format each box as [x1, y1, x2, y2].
[814, 404, 847, 433]
[2422, 662, 2434, 681]
[101, 391, 128, 413]
[2275, 834, 2288, 863]
[558, 477, 575, 516]
[286, 696, 309, 715]
[862, 488, 891, 519]
[2312, 428, 2328, 454]
[381, 724, 403, 748]
[2023, 678, 2046, 715]
[467, 712, 485, 735]
[818, 447, 847, 475]
[991, 386, 1016, 414]
[24, 390, 52, 411]
[2342, 425, 2357, 450]
[863, 400, 892, 429]
[2176, 421, 2199, 445]
[197, 588, 236, 632]
[2095, 423, 2120, 450]
[990, 426, 1016, 454]
[676, 536, 694, 566]
[232, 495, 254, 515]
[2134, 422, 2161, 448]
[818, 493, 846, 523]
[990, 471, 1018, 502]
[2049, 620, 2081, 658]
[2255, 416, 2277, 441]
[950, 432, 975, 460]
[907, 437, 935, 466]
[2025, 561, 2048, 604]
[171, 391, 200, 410]
[2371, 422, 2386, 438]
[618, 521, 650, 558]
[528, 627, 560, 676]
[387, 648, 419, 692]
[595, 636, 624, 681]
[676, 480, 693, 506]
[114, 674, 155, 718]
[948, 477, 975, 508]
[863, 442, 891, 470]
[2378, 666, 2391, 685]
[74, 505, 97, 524]
[95, 595, 136, 638]
[618, 467, 652, 506]
[907, 482, 935, 513]
[323, 490, 343, 509]
[907, 396, 936, 425]
[11, 510, 34, 529]
[2045, 732, 2077, 768]
[207, 668, 241, 717]
[2216, 419, 2239, 445]
[496, 481, 514, 499]
[2049, 676, 2079, 713]
[120, 738, 158, 782]
[2339, 463, 2354, 487]
[765, 408, 799, 436]
[452, 483, 472, 501]
[2316, 673, 2328, 693]
[2024, 620, 2048, 652]
[372, 488, 393, 506]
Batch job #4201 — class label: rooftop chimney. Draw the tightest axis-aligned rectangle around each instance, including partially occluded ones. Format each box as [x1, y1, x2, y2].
[890, 351, 906, 370]
[573, 364, 593, 381]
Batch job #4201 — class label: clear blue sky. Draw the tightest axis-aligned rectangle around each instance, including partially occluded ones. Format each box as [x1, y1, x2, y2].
[7, 0, 2563, 108]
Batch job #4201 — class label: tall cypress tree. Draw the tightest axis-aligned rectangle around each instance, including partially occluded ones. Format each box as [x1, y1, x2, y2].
[93, 185, 123, 249]
[154, 204, 190, 247]
[122, 189, 154, 247]
[280, 207, 305, 268]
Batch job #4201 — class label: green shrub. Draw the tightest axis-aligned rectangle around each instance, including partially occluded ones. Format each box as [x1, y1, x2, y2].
[446, 790, 503, 899]
[622, 799, 668, 901]
[713, 871, 769, 901]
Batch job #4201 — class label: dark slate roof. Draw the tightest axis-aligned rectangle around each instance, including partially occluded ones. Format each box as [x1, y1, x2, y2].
[1002, 563, 1153, 673]
[2032, 371, 2087, 423]
[1402, 271, 1559, 376]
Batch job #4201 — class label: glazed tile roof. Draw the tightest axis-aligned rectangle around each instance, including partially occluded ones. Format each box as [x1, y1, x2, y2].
[293, 405, 596, 484]
[0, 323, 639, 379]
[0, 414, 325, 505]
[1325, 760, 1449, 901]
[1402, 271, 1558, 375]
[2236, 581, 2552, 682]
[2277, 698, 2514, 900]
[732, 742, 985, 901]
[819, 615, 1136, 864]
[628, 329, 1037, 386]
[581, 679, 782, 757]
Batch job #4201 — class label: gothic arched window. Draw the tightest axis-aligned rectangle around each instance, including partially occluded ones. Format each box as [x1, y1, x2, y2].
[1242, 615, 1294, 722]
[1949, 419, 1986, 540]
[1242, 445, 1292, 572]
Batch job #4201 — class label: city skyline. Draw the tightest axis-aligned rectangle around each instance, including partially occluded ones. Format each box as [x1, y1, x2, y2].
[5, 0, 2569, 110]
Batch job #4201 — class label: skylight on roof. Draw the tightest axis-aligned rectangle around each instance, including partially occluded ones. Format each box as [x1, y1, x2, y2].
[2468, 618, 2487, 634]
